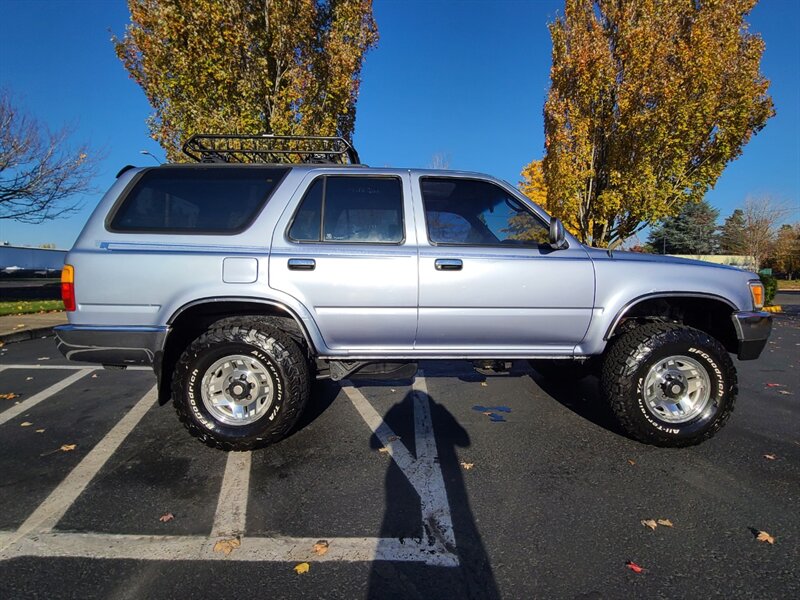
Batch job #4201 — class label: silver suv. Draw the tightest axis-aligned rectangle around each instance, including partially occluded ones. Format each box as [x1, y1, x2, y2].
[55, 134, 772, 450]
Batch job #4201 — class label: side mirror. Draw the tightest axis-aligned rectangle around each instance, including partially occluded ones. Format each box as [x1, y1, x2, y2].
[549, 217, 568, 250]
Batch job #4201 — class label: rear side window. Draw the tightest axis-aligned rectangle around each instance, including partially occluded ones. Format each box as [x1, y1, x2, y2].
[108, 167, 288, 234]
[288, 176, 404, 243]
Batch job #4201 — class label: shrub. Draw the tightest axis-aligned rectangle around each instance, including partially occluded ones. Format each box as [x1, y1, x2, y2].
[759, 273, 777, 305]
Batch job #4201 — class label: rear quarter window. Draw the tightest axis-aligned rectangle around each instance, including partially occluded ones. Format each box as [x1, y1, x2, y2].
[108, 167, 289, 234]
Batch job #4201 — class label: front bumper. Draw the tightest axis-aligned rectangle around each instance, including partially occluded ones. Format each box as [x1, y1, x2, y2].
[731, 311, 772, 360]
[54, 325, 167, 367]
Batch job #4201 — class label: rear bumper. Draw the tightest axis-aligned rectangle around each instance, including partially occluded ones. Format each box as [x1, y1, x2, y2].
[54, 325, 167, 367]
[731, 311, 772, 360]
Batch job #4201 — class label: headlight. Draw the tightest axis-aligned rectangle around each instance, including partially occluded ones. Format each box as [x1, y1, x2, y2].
[749, 281, 765, 310]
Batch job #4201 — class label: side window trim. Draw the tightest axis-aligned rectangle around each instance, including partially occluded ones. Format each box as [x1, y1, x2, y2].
[286, 174, 406, 245]
[419, 175, 551, 248]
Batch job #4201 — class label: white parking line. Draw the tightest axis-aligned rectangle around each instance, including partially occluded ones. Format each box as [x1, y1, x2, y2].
[412, 374, 456, 551]
[341, 372, 458, 557]
[0, 368, 94, 427]
[212, 451, 252, 537]
[0, 386, 157, 556]
[10, 532, 459, 565]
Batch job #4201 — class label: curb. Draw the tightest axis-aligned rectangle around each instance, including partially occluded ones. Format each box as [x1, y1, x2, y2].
[764, 305, 782, 313]
[0, 326, 58, 345]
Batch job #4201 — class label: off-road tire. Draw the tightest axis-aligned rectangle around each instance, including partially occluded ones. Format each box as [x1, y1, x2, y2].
[172, 317, 310, 451]
[601, 323, 737, 447]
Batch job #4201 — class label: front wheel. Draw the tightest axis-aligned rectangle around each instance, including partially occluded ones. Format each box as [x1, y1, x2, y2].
[601, 323, 737, 447]
[172, 318, 310, 451]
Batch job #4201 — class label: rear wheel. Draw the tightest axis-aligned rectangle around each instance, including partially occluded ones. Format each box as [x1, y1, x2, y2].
[601, 323, 737, 447]
[172, 318, 310, 450]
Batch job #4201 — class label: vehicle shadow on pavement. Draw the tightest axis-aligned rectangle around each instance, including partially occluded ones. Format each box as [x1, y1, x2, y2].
[367, 391, 500, 600]
[289, 379, 342, 435]
[530, 371, 627, 438]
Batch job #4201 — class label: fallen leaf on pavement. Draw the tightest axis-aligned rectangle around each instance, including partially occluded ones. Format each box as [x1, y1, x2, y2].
[313, 540, 329, 555]
[20, 421, 33, 427]
[0, 393, 19, 400]
[625, 561, 644, 573]
[294, 562, 310, 574]
[657, 519, 674, 527]
[378, 447, 389, 454]
[461, 462, 474, 470]
[763, 453, 777, 460]
[159, 512, 175, 523]
[213, 538, 241, 555]
[756, 531, 775, 545]
[641, 519, 658, 531]
[627, 459, 636, 466]
[60, 444, 77, 452]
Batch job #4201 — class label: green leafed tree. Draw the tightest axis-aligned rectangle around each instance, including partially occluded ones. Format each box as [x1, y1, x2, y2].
[646, 199, 720, 255]
[541, 0, 774, 247]
[114, 0, 378, 161]
[719, 208, 747, 254]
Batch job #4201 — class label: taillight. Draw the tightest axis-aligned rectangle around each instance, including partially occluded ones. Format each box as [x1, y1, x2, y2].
[61, 264, 76, 311]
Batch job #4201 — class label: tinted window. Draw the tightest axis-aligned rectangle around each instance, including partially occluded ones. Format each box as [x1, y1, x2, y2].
[110, 167, 288, 233]
[421, 178, 549, 246]
[288, 176, 404, 243]
[287, 178, 323, 241]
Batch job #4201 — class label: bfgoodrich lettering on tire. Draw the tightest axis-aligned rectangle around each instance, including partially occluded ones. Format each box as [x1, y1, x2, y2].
[601, 323, 737, 447]
[172, 317, 310, 451]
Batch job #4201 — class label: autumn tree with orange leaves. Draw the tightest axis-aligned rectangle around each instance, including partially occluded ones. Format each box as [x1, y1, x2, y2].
[539, 0, 773, 247]
[114, 0, 378, 161]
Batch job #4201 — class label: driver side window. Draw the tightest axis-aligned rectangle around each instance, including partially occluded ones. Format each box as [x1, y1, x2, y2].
[420, 177, 549, 246]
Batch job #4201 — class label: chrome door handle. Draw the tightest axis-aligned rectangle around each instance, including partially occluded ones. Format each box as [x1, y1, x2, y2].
[288, 258, 315, 271]
[435, 258, 463, 271]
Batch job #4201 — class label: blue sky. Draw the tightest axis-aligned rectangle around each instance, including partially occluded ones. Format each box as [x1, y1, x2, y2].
[1, 0, 798, 249]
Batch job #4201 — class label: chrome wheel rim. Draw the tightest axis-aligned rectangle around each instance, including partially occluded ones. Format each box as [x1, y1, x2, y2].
[200, 354, 274, 426]
[642, 355, 712, 424]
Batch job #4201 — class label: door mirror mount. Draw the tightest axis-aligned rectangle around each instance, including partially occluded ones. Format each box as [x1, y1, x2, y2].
[549, 217, 568, 250]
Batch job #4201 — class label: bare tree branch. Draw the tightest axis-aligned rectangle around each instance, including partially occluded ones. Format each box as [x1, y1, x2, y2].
[0, 90, 102, 224]
[741, 196, 793, 271]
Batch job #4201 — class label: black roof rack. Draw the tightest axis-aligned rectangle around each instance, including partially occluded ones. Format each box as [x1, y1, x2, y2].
[182, 133, 360, 165]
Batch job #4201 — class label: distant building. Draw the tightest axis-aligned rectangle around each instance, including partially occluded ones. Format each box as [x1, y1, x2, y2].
[0, 245, 66, 276]
[670, 254, 757, 271]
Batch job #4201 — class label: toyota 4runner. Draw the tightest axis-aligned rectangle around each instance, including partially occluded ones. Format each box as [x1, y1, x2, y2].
[55, 134, 772, 450]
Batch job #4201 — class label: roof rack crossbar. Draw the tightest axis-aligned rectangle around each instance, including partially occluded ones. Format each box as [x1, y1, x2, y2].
[182, 133, 360, 165]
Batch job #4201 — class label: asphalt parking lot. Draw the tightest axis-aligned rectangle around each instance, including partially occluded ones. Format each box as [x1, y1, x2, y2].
[0, 311, 798, 599]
